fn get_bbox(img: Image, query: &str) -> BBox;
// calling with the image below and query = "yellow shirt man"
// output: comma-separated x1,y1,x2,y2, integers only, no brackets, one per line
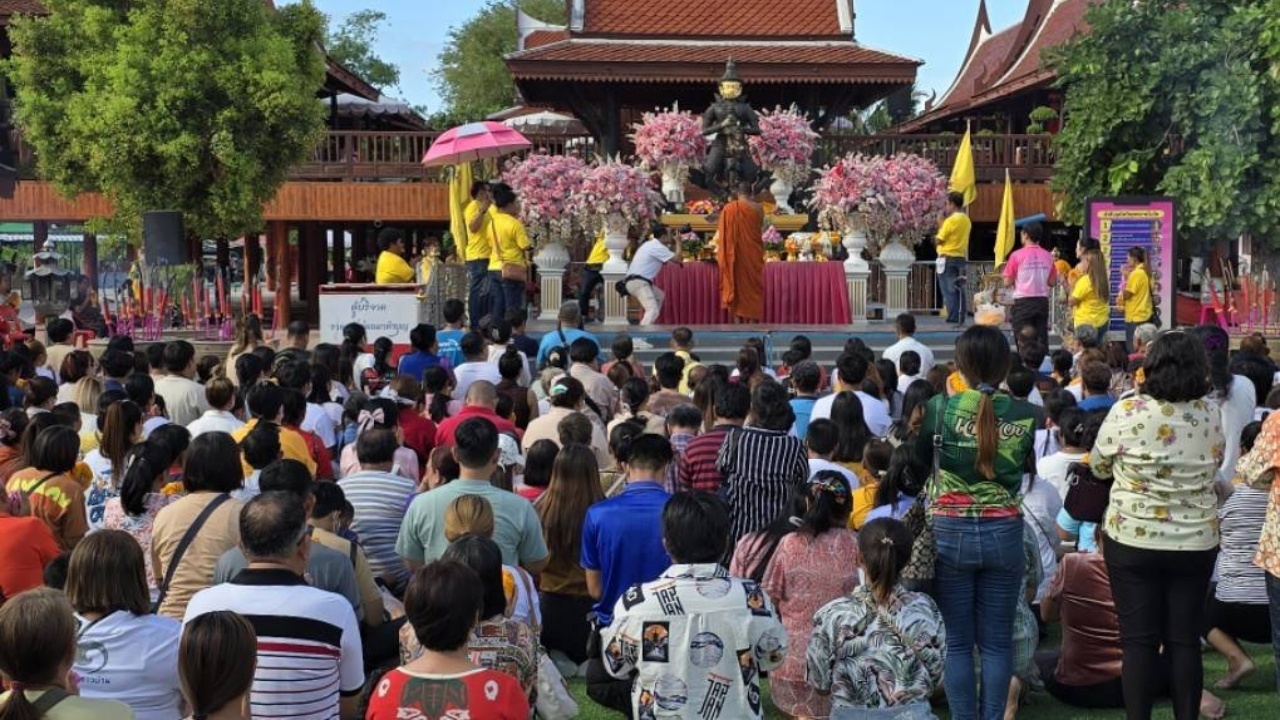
488,211,531,272
1123,264,1153,322
375,251,415,284
586,235,609,266
463,200,496,263
232,419,318,477
936,211,972,258
1072,274,1112,328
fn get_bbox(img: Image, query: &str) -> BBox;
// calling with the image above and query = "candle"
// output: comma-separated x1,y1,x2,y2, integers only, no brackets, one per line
216,271,227,320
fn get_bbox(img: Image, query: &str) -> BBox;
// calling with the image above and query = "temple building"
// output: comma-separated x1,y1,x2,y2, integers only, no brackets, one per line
505,0,921,154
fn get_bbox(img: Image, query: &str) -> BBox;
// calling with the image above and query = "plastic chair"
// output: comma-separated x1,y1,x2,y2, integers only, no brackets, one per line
1199,279,1231,331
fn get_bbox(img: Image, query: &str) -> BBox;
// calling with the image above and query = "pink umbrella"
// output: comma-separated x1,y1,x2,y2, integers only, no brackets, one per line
421,121,532,168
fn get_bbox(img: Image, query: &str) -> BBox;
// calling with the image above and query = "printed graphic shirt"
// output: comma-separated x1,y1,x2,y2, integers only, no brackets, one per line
365,666,529,720
915,392,1038,519
1240,411,1280,575
601,563,788,720
806,585,945,710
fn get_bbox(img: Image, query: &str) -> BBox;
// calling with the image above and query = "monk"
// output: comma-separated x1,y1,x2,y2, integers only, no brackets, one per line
716,183,765,323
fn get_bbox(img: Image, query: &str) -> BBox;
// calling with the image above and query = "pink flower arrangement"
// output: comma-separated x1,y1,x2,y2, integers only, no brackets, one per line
631,107,706,171
810,152,948,249
750,108,818,183
576,159,664,233
501,153,588,242
686,199,718,215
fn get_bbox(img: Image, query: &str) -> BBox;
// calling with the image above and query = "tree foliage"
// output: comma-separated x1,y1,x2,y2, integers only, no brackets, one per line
4,0,328,240
433,0,565,123
326,9,400,91
1049,0,1280,249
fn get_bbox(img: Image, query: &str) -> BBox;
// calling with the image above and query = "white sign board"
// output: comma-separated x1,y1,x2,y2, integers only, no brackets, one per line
318,290,424,346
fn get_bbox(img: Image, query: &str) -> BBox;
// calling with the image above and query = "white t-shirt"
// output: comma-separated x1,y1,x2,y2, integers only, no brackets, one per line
1213,375,1257,484
154,374,210,427
1036,449,1085,498
452,361,503,401
810,389,892,437
1020,476,1062,604
897,374,921,396
303,402,339,449
487,345,532,388
882,336,935,373
141,416,169,439
627,238,674,280
808,458,860,489
186,409,245,438
505,564,543,627
75,611,183,720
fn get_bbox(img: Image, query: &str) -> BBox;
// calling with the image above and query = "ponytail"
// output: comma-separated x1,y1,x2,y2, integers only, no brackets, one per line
101,400,143,482
800,471,851,536
0,684,43,720
974,389,998,480
858,518,913,606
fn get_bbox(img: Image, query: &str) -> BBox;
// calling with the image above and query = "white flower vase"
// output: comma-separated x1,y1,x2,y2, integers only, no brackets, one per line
842,215,870,273
602,212,631,275
534,238,570,318
659,163,686,206
768,168,794,214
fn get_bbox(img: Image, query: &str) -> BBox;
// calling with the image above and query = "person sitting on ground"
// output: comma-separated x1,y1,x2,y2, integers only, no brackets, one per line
602,492,787,720
178,610,257,720
789,360,822,439
667,326,702,394
645,352,688,419
434,380,520,446
522,375,610,468
568,337,616,423
338,427,418,589
720,381,808,547
495,346,539,431
602,334,645,380
6,425,87,551
608,377,666,438
451,331,501,401
812,352,892,437
514,438,557,501
678,381,749,494
807,518,945,717
236,421,281,501
1077,360,1115,412
0,443,61,600
309,481,386,635
186,377,244,438
883,313,936,374
184,492,366,720
805,418,860,489
367,560,530,720
281,387,334,481
662,404,702,494
68,530,183,718
397,323,450,383
536,302,602,369
101,428,188,598
231,382,317,477
339,396,420,482
851,438,893,530
1052,410,1108,554
0,588,134,719
866,443,928,523
275,320,312,367
1034,387,1077,463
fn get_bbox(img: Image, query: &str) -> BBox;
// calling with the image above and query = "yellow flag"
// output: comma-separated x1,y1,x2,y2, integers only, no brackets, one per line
995,169,1016,267
949,128,978,207
449,163,473,261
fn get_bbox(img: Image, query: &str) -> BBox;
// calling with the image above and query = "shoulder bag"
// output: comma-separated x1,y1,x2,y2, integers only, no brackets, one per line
901,399,945,586
12,471,60,517
1062,461,1112,524
152,493,232,613
501,262,528,284
514,568,579,720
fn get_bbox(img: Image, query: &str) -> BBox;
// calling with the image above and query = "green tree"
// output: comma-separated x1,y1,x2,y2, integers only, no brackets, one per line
4,0,327,240
433,0,565,122
1049,0,1280,249
326,9,400,91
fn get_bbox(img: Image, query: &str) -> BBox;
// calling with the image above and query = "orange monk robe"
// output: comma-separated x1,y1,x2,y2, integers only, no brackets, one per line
717,198,765,321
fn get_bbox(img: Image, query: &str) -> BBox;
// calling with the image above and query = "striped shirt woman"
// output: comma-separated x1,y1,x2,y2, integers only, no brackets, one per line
717,382,809,546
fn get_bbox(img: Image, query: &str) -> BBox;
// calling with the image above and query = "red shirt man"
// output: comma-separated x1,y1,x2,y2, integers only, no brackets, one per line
434,381,520,446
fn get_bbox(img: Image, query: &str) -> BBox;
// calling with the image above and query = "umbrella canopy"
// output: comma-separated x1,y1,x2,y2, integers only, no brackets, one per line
422,122,531,168
502,110,586,136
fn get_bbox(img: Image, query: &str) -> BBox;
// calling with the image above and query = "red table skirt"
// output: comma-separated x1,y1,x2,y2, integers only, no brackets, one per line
655,261,851,325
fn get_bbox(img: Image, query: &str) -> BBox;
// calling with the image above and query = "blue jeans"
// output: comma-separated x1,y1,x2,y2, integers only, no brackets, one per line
466,260,491,328
939,257,967,323
1269,572,1280,694
487,270,506,325
933,515,1025,720
500,278,525,319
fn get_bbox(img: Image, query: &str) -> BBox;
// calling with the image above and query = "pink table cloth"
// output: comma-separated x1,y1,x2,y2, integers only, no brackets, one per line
654,261,851,325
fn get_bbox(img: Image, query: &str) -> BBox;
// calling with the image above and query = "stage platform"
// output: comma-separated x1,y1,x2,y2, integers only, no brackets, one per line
526,317,977,368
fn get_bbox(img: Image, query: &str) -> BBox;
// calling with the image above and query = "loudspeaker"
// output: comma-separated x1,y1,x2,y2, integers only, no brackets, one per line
142,211,189,266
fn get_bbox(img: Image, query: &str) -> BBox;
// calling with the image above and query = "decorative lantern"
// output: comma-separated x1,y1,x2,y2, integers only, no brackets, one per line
25,241,74,322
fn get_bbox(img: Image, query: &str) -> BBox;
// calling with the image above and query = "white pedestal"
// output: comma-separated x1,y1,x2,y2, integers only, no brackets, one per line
847,267,870,324
602,269,629,326
602,212,630,275
879,240,916,317
534,241,569,319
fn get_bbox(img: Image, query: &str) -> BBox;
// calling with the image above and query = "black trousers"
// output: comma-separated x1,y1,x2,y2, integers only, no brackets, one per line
1011,296,1050,349
1103,536,1216,720
1035,649,1170,710
540,591,595,664
578,266,604,320
585,627,634,718
1204,594,1274,644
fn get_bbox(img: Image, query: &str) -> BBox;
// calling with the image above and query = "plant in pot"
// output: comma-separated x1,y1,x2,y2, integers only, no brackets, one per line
749,107,818,214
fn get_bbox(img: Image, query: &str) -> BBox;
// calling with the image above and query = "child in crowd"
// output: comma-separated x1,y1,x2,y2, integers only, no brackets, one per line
851,438,893,530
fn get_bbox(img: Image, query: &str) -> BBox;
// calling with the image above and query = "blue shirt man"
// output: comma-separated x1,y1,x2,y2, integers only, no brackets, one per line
581,481,671,626
435,329,464,368
397,349,447,383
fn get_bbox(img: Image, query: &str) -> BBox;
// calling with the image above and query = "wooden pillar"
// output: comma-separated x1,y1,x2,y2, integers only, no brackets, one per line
268,221,290,330
330,225,346,284
306,223,323,326
351,224,367,281
81,233,98,286
245,232,262,286
602,86,621,157
297,224,313,303
33,220,48,253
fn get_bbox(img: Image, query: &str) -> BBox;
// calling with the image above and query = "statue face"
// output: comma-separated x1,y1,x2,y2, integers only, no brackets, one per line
719,81,742,100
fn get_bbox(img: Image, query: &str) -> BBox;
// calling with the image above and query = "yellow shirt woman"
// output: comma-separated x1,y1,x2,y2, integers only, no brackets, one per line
375,251,415,284
488,211,531,271
1123,264,1153,322
1071,274,1111,328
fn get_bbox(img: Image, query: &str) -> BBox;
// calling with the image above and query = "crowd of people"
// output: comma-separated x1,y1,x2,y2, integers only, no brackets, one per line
1,294,1279,720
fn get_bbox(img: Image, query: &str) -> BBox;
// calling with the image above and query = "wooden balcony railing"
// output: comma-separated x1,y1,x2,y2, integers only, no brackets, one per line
7,127,1052,184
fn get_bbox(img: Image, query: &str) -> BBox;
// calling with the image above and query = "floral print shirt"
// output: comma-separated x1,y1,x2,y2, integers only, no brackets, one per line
1236,411,1280,576
806,585,946,709
102,493,182,594
1094,394,1224,552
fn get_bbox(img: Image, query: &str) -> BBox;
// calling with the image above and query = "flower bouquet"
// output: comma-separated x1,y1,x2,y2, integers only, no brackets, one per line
880,153,949,244
632,106,706,204
502,153,588,244
576,158,663,237
751,107,818,213
680,230,706,259
686,199,718,216
762,225,785,260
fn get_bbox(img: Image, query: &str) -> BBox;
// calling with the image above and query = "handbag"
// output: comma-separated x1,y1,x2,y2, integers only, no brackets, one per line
901,402,944,585
515,567,578,720
152,493,232,613
501,262,528,283
1062,461,1112,524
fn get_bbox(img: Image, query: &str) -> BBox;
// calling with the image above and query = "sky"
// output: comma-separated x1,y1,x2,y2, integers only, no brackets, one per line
307,0,1030,113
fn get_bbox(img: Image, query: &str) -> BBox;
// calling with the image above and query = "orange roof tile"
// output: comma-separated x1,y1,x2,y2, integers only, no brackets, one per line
524,29,569,50
0,0,46,17
508,39,918,83
583,0,848,39
990,0,1092,90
